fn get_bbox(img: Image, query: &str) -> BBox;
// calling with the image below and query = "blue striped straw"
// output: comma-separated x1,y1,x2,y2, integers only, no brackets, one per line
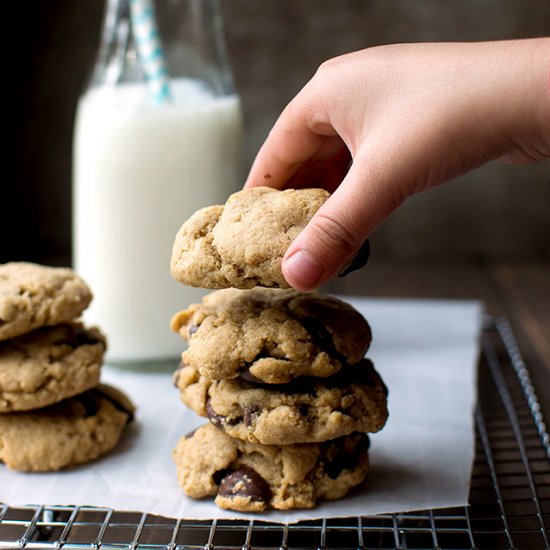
129,0,172,104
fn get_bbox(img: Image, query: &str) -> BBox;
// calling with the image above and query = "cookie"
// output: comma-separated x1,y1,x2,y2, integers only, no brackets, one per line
0,322,106,412
174,359,388,445
170,187,329,289
0,262,93,341
0,383,134,471
171,288,372,384
173,423,370,512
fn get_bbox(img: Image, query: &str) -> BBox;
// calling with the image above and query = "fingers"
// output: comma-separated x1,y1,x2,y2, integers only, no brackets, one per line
283,145,351,192
282,149,404,291
244,96,341,190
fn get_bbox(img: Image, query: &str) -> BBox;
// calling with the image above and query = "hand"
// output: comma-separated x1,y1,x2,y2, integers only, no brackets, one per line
245,39,550,290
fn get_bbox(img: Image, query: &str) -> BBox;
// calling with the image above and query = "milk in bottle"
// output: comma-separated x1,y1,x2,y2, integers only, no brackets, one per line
72,0,243,368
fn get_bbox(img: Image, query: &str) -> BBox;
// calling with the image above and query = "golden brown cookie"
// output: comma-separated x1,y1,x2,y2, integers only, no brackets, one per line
173,423,370,512
0,383,135,471
0,323,106,412
0,262,93,341
174,359,388,445
171,288,372,384
170,187,329,289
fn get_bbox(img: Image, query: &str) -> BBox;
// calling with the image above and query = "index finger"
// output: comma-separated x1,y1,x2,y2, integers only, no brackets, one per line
244,101,335,190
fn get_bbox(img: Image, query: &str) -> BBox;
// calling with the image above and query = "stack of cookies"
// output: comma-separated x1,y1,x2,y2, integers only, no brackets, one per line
0,262,134,472
169,187,389,512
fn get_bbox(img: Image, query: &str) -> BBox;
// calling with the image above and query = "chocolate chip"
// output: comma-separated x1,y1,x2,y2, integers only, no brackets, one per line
75,393,101,417
212,468,230,485
331,359,376,387
298,403,309,417
185,427,198,439
264,377,316,395
243,406,260,427
299,317,347,365
218,468,271,504
338,239,370,277
239,367,263,384
206,399,241,428
91,386,134,420
73,327,100,346
323,433,370,479
359,362,388,396
55,325,99,348
173,361,186,387
173,372,180,387
238,370,306,393
206,399,225,428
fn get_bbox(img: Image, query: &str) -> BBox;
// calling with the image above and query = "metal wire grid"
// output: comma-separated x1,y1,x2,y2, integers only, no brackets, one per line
0,317,549,550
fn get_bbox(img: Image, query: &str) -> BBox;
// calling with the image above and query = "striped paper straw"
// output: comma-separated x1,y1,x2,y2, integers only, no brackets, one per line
130,0,172,104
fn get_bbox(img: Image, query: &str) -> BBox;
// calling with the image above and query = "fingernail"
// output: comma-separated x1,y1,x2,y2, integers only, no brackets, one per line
283,250,324,290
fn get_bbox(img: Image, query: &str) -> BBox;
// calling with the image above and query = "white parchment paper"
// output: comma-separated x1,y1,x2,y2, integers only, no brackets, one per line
1,298,483,524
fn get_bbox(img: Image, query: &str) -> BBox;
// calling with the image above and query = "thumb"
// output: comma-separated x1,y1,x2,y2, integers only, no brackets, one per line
282,159,400,290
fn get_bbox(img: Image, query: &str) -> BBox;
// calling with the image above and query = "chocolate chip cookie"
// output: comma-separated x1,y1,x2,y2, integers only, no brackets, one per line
0,383,134,471
0,262,93,341
174,359,388,445
170,187,329,289
171,288,372,384
0,322,106,412
173,423,370,512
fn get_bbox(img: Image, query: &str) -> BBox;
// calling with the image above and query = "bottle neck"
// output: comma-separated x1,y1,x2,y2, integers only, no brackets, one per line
89,0,236,97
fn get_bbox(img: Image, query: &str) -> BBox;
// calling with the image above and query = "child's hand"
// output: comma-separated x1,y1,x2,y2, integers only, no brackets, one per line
245,39,550,290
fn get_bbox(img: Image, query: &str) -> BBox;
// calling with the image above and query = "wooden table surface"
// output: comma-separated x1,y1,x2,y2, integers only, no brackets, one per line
329,259,550,417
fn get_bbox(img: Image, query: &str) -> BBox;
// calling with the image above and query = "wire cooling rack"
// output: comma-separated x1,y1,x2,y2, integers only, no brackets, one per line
0,317,549,550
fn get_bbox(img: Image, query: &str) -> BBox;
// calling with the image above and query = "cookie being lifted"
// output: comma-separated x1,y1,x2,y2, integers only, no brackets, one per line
171,288,372,384
170,187,329,289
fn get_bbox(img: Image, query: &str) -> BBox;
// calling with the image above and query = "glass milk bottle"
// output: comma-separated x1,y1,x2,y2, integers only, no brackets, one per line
73,0,243,369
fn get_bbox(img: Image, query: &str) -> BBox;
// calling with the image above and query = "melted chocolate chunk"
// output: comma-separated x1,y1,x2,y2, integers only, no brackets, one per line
280,377,318,396
212,468,230,485
55,324,100,348
50,324,99,348
237,360,377,399
246,375,318,395
338,239,371,277
185,427,198,439
90,386,134,420
243,406,260,427
299,317,347,365
323,433,369,479
75,393,101,417
206,399,241,428
206,399,225,428
218,467,272,504
332,359,375,387
238,367,263,384
73,327,101,346
173,361,186,387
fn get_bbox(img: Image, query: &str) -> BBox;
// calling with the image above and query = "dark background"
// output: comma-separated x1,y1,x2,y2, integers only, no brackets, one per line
4,1,550,277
